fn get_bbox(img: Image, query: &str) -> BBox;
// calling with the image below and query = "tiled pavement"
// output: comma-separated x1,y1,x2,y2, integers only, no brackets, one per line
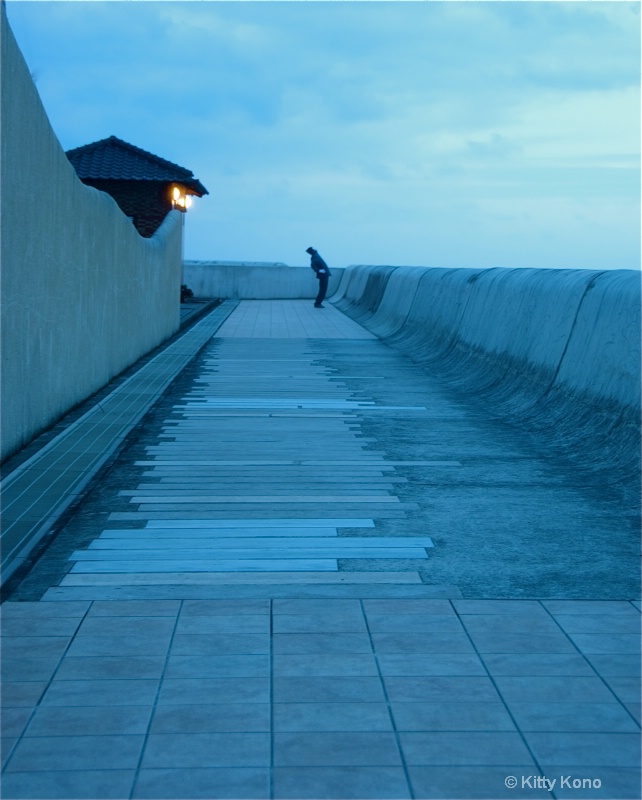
1,300,640,799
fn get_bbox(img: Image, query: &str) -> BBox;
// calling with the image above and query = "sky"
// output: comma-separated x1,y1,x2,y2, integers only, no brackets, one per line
5,0,641,270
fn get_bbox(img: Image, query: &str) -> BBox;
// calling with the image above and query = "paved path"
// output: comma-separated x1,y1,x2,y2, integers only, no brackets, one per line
1,300,640,799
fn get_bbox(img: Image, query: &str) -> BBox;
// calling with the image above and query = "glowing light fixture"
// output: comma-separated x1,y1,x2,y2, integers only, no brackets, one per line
170,184,194,212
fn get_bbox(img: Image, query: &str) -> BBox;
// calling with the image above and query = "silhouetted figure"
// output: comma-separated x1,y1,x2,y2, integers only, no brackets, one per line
307,247,331,308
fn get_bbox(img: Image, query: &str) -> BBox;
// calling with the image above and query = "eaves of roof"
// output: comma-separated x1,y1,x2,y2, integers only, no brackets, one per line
66,135,208,196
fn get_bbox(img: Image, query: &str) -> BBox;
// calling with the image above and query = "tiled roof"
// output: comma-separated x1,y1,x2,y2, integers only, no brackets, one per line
66,135,208,195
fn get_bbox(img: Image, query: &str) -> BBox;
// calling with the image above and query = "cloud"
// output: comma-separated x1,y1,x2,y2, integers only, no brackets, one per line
5,0,640,270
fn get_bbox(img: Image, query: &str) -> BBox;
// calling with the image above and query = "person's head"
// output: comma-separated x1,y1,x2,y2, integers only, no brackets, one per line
306,247,315,255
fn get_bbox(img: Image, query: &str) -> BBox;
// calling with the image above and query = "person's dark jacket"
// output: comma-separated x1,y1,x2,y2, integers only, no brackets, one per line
310,250,331,278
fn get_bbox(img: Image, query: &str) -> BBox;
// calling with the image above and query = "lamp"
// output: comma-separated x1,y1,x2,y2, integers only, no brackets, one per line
170,184,193,212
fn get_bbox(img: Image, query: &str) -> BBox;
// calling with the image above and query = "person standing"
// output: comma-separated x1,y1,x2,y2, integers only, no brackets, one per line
306,247,331,308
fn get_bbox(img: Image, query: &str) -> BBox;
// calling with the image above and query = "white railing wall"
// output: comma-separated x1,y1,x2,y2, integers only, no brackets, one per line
183,261,345,300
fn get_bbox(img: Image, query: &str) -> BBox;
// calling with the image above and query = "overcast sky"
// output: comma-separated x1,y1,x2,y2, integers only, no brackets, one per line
6,1,641,269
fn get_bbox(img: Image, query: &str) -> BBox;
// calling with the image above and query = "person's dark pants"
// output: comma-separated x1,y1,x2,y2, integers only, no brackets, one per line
315,274,329,306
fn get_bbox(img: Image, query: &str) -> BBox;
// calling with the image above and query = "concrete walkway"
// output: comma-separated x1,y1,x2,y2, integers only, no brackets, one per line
1,300,640,799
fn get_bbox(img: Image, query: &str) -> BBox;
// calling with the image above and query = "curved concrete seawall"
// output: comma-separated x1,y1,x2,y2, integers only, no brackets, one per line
183,261,345,299
333,265,640,495
1,7,182,461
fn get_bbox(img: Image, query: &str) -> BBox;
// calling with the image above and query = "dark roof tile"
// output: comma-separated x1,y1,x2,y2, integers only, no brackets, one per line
66,135,208,195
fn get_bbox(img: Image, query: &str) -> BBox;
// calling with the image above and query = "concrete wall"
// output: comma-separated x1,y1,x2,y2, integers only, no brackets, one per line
1,6,183,461
183,261,345,299
333,265,641,493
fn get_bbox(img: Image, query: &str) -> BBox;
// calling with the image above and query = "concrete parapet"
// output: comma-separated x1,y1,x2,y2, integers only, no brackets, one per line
1,7,182,461
559,270,641,408
334,264,641,494
332,265,396,327
183,261,345,299
365,267,428,339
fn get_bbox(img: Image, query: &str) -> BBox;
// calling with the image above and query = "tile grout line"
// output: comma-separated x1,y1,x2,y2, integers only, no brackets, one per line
269,598,275,800
453,599,551,784
0,600,95,776
538,601,642,731
128,599,184,800
360,599,415,800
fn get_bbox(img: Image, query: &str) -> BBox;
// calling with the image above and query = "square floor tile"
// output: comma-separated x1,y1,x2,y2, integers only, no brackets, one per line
1,657,63,683
391,702,516,731
542,601,640,616
5,735,144,772
384,676,500,703
274,731,402,767
377,653,486,676
460,614,561,636
1,708,33,739
452,600,547,616
1,637,71,660
462,631,576,654
272,599,362,615
158,677,269,704
65,633,171,657
604,676,641,704
365,614,464,633
565,633,641,655
54,655,165,680
141,733,270,768
274,702,392,731
175,614,269,634
170,634,269,655
371,632,475,654
509,702,639,733
2,738,17,770
273,676,385,703
150,703,270,733
181,600,270,615
399,731,535,766
526,731,641,768
273,766,411,799
0,770,135,799
1,617,82,637
25,706,151,737
272,653,378,677
625,703,641,724
273,633,372,654
273,614,367,634
76,616,175,638
87,600,180,617
133,767,269,799
362,600,454,615
0,602,90,619
586,654,641,677
40,679,159,707
482,653,596,677
164,654,269,679
553,614,642,634
2,683,48,708
493,676,619,704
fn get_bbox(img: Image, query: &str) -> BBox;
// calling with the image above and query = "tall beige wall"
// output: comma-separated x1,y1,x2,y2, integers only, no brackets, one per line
1,6,182,461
